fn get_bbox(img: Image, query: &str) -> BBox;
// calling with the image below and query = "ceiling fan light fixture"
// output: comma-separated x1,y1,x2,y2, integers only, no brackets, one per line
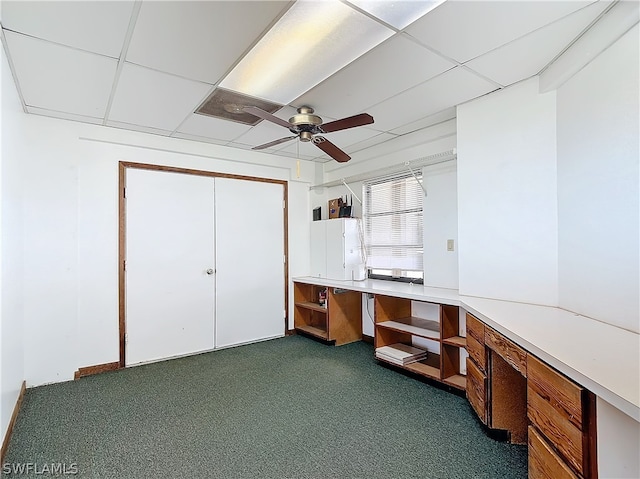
289,106,322,127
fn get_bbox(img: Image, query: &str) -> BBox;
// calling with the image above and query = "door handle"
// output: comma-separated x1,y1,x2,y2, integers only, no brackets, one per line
206,268,214,275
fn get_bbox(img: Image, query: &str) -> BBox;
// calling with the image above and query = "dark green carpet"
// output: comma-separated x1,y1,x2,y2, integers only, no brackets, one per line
4,336,526,478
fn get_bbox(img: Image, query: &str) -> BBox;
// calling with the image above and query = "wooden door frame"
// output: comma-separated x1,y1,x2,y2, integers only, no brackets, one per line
118,161,289,368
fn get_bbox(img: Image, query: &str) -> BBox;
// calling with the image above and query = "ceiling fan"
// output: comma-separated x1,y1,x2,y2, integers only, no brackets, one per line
243,106,374,163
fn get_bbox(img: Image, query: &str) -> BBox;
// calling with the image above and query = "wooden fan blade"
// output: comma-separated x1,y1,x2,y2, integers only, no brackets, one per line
320,113,374,133
252,135,297,150
312,136,350,163
242,106,291,129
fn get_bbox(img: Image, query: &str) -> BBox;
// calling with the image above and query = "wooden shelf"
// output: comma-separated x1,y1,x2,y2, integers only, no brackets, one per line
404,354,442,380
443,336,466,347
295,324,328,340
295,301,328,313
377,317,440,339
293,281,362,346
444,374,467,390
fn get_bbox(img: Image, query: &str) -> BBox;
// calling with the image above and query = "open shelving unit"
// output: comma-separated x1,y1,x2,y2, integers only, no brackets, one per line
374,295,467,390
293,281,362,346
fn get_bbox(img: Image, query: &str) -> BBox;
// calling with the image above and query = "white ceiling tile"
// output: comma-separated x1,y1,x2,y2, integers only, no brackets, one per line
105,120,173,137
177,113,251,142
332,131,398,154
271,141,319,161
294,34,456,118
390,107,456,135
126,1,289,83
108,63,212,132
2,1,134,57
368,67,498,131
25,106,104,126
465,1,611,87
5,32,117,118
317,125,383,151
232,105,299,146
406,0,593,63
276,150,325,162
170,132,228,146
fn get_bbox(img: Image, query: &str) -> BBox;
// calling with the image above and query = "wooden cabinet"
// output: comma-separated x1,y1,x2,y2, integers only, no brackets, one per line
374,295,465,389
529,425,579,479
465,313,489,424
527,355,597,479
466,357,488,423
293,282,362,345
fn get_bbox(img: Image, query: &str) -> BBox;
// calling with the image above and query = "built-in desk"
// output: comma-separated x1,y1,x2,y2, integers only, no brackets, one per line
292,276,640,478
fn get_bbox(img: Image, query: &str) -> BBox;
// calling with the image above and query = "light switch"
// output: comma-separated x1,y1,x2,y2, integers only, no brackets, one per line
447,239,454,251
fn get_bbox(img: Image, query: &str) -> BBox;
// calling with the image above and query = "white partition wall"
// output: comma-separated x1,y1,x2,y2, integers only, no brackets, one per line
457,77,559,306
556,25,639,333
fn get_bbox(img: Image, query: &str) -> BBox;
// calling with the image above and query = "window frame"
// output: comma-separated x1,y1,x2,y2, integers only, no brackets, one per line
363,172,424,284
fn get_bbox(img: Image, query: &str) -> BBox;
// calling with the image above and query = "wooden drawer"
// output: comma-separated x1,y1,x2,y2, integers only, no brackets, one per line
485,327,527,377
529,426,579,479
528,386,584,475
466,314,487,371
466,357,488,424
528,355,583,428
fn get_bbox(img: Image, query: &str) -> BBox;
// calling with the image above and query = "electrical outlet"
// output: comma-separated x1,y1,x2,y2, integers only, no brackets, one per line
447,239,455,251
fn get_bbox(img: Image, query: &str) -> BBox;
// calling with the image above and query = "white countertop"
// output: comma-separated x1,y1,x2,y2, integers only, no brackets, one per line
292,276,640,422
292,276,461,305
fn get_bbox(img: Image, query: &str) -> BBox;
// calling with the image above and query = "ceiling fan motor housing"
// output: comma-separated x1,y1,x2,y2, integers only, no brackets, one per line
289,106,323,137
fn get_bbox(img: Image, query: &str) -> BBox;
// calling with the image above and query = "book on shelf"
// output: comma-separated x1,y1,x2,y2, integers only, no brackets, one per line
375,343,427,365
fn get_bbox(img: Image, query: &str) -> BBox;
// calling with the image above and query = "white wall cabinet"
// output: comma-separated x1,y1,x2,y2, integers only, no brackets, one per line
310,218,365,281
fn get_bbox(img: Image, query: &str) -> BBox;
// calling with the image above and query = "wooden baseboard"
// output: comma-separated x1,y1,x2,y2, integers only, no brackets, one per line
285,329,297,336
362,334,374,344
74,361,120,380
1,380,26,464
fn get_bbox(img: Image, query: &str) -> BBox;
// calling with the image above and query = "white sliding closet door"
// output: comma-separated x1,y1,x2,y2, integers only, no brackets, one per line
214,178,285,348
126,169,215,365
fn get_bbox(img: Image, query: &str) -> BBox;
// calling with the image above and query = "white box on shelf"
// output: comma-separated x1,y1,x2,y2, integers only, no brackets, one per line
310,218,366,281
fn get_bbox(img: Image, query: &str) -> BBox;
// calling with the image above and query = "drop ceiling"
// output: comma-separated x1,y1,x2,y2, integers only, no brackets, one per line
1,0,612,163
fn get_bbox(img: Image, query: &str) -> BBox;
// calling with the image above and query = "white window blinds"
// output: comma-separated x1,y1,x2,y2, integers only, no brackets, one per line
363,172,424,273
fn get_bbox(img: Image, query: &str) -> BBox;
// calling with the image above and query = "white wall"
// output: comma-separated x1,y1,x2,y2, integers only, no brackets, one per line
457,77,559,305
2,78,314,386
423,161,458,289
557,25,639,333
1,47,25,446
597,397,640,479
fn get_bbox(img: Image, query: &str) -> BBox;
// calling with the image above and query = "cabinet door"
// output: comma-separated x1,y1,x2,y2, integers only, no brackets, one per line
466,357,488,424
126,169,215,366
310,221,327,278
214,178,285,348
325,219,346,279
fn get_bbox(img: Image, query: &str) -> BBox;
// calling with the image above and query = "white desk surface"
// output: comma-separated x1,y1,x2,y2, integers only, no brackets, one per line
292,276,640,422
292,276,461,305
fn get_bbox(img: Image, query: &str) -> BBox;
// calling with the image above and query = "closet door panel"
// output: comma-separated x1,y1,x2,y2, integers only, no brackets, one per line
214,178,285,348
126,169,215,365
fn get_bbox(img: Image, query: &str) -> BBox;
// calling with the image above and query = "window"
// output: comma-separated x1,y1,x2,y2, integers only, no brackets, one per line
363,172,424,283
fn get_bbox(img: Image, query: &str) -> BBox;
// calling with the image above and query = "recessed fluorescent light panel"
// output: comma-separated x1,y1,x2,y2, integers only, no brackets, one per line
220,0,394,105
348,0,447,30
